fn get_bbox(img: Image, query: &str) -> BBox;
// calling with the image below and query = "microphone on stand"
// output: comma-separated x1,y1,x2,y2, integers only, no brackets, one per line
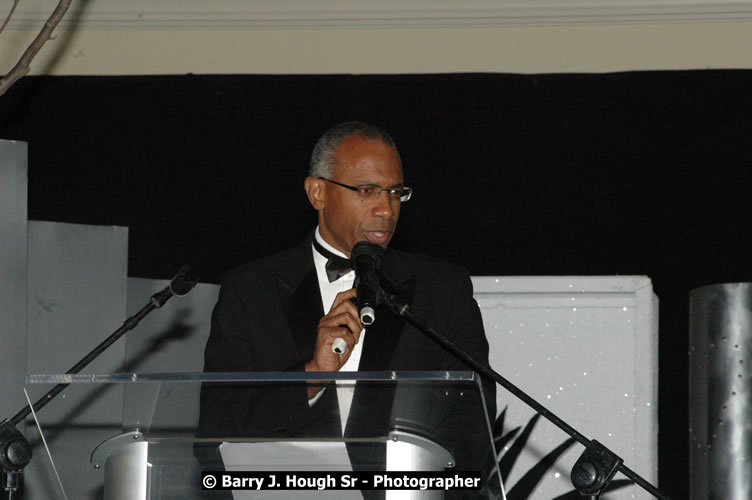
169,265,200,296
151,265,199,308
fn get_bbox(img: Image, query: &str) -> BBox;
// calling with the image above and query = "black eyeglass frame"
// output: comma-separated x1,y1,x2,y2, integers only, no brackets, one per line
317,177,412,202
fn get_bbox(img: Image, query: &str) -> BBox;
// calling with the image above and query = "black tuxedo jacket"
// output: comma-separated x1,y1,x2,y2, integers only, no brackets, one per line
197,234,495,478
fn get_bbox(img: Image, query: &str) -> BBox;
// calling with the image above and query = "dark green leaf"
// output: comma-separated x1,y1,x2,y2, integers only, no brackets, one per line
493,407,508,442
496,426,521,457
498,413,541,483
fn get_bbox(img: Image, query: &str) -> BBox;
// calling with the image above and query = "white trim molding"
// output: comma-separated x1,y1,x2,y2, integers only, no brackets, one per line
8,0,752,30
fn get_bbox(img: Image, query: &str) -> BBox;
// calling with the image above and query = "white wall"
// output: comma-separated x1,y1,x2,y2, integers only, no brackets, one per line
475,276,658,499
24,221,129,499
0,141,28,419
2,1,752,75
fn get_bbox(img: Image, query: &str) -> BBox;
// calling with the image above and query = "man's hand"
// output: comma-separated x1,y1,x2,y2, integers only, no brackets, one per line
305,288,362,398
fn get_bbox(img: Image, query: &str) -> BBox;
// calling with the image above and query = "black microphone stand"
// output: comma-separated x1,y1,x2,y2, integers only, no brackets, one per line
0,266,198,500
380,291,669,500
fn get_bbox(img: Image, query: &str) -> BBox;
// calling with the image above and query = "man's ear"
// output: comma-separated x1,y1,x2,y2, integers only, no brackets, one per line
304,176,325,210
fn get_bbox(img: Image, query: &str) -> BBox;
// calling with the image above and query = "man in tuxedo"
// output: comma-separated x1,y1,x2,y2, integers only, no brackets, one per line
197,122,495,495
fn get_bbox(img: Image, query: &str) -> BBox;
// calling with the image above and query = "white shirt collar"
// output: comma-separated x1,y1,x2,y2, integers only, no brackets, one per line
314,226,348,259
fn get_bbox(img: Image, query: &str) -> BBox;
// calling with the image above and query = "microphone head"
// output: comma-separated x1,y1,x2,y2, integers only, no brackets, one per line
169,265,200,296
351,241,385,269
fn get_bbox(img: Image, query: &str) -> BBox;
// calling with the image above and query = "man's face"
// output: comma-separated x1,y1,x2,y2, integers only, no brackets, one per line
308,135,403,257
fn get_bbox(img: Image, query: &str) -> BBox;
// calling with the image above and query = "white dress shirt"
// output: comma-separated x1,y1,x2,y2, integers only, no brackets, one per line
311,227,366,432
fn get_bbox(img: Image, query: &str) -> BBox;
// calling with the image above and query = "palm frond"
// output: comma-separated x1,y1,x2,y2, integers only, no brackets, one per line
493,407,522,456
496,426,521,460
498,413,541,482
487,407,634,500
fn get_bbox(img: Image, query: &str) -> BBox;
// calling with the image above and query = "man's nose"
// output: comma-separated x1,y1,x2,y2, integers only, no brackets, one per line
372,190,397,219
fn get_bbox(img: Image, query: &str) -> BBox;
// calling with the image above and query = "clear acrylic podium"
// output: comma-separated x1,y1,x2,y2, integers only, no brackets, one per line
24,371,501,499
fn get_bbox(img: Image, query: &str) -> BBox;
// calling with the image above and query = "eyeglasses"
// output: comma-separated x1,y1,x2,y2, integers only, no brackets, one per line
318,177,413,202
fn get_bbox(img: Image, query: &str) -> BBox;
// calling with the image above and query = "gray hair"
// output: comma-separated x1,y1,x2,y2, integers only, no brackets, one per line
308,121,398,178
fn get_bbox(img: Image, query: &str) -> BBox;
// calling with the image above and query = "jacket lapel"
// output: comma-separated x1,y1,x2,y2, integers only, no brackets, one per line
285,270,323,365
276,235,324,369
357,249,416,371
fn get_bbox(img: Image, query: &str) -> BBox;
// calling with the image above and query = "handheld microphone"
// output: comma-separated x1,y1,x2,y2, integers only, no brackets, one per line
351,241,385,325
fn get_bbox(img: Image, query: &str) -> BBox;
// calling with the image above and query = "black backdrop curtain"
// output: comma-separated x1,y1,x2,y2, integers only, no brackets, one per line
3,70,752,497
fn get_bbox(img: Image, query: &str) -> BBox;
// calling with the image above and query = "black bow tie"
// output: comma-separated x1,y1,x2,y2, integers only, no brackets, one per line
312,238,352,283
